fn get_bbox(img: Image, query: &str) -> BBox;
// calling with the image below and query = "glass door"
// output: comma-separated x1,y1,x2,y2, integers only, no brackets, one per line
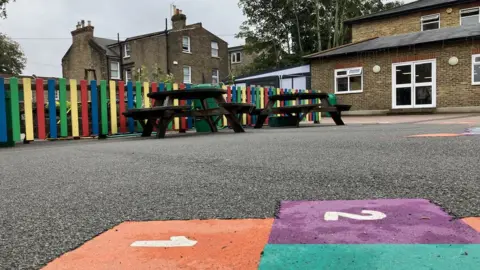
392,60,436,109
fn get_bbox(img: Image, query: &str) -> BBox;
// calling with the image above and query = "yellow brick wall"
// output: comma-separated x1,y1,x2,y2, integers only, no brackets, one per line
352,1,480,42
310,40,480,111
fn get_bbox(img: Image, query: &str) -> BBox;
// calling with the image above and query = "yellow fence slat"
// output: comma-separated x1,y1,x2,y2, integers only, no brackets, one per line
22,78,34,141
173,83,179,129
69,79,80,137
222,85,227,126
241,87,247,125
109,80,118,134
143,82,150,108
260,87,264,109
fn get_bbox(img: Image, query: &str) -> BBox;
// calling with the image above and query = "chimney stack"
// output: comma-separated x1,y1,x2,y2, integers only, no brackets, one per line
171,8,187,30
88,20,91,26
71,19,94,40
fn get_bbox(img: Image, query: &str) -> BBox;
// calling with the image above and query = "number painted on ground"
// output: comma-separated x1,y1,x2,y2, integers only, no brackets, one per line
324,210,386,221
131,236,197,247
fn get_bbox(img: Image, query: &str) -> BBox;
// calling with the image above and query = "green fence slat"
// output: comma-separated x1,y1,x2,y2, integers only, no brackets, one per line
135,81,142,131
100,80,108,135
9,78,21,142
59,78,68,137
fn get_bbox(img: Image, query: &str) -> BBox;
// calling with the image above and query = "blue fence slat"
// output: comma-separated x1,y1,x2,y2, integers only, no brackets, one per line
186,84,193,129
90,80,99,136
232,86,237,103
127,81,135,133
159,83,165,92
0,78,7,142
47,79,57,139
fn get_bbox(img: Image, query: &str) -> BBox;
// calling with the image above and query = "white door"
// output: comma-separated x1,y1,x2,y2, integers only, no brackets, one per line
392,59,436,109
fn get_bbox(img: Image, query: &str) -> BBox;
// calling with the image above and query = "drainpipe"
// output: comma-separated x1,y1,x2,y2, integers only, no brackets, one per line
118,33,124,81
165,18,170,74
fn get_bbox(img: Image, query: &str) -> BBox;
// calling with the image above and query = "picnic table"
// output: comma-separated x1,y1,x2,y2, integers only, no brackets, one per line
252,92,351,128
122,88,255,138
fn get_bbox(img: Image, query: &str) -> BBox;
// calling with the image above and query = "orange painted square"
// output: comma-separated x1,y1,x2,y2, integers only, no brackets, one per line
43,219,274,270
463,217,480,232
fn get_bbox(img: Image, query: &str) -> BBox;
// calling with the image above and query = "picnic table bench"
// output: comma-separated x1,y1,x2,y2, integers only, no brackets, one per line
252,92,351,128
122,88,255,138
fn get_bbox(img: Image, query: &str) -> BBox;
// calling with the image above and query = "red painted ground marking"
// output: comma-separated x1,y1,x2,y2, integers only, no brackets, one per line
43,219,273,270
463,217,480,232
407,133,463,138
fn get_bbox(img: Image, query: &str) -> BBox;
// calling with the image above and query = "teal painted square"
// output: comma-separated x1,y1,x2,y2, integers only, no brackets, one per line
259,244,480,270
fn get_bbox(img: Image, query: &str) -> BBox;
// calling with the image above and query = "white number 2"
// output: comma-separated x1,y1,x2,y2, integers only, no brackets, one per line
324,210,386,221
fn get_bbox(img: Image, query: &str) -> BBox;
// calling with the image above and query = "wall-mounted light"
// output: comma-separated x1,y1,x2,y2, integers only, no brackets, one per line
373,65,381,73
448,56,459,66
173,61,178,65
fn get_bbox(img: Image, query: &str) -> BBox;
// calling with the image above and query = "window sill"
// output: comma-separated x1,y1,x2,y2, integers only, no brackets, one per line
212,56,220,59
231,62,242,64
473,82,480,86
335,90,363,95
123,56,131,59
183,51,192,54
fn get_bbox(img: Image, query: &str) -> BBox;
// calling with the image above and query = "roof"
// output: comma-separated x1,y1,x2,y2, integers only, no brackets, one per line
235,65,310,82
305,25,480,59
124,31,166,42
345,0,474,24
93,37,120,57
228,45,244,52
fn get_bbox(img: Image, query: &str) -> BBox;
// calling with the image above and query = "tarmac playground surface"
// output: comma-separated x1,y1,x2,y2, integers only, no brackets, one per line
1,114,480,269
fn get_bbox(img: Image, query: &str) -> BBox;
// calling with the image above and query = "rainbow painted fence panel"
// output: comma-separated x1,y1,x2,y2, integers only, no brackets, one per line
0,79,324,143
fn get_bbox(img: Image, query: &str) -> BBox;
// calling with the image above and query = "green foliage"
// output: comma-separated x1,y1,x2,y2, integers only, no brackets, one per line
0,0,14,19
237,0,403,74
0,32,26,75
133,63,175,83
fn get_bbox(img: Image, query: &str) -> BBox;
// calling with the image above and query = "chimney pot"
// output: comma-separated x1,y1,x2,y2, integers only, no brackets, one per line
81,20,85,27
88,20,91,26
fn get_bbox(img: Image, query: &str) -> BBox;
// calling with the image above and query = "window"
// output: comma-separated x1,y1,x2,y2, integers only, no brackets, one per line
125,69,132,82
460,7,479,26
231,52,242,63
211,41,219,57
421,14,440,31
182,36,190,53
212,69,219,84
183,66,191,83
334,67,363,93
110,61,120,79
124,43,131,58
473,54,480,85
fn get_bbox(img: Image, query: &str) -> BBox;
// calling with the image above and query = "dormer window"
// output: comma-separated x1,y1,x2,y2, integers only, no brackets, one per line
460,7,480,26
421,14,440,31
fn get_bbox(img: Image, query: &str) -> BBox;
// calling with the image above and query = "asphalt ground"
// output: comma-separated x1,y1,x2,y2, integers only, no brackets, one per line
1,123,479,269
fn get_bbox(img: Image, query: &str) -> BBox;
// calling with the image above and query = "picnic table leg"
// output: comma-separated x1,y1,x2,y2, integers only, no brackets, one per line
156,114,175,139
254,100,274,129
200,98,218,132
296,108,316,127
330,111,345,125
140,119,154,137
224,112,245,133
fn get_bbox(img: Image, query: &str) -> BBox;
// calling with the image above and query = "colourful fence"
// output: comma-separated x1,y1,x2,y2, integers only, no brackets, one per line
0,78,322,143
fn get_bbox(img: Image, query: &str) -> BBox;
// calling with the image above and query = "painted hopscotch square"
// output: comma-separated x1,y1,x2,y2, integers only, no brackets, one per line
269,199,480,244
259,244,480,270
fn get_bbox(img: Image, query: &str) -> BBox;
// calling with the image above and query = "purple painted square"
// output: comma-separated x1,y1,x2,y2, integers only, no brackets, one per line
269,199,480,244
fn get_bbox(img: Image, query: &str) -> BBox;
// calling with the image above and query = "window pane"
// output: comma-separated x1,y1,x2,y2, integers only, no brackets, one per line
461,15,479,26
474,64,480,83
415,86,432,105
348,68,362,75
110,62,119,71
336,77,348,92
212,48,218,57
461,8,479,17
349,76,362,91
183,67,191,82
422,14,439,22
211,42,218,49
396,87,412,106
422,22,439,31
475,56,480,63
415,63,432,83
182,37,190,51
237,52,241,62
336,70,347,76
396,65,411,84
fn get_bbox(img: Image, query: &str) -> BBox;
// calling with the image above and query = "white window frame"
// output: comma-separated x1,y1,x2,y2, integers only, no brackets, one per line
473,54,480,85
182,36,191,53
211,41,219,57
125,69,132,82
124,43,131,58
231,52,242,63
334,67,363,94
460,7,480,26
421,14,440,31
391,59,437,109
212,69,219,84
183,66,192,84
110,61,120,80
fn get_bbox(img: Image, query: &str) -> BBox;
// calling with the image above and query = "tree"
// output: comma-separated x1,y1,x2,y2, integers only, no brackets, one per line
0,33,26,75
237,0,403,75
0,0,14,19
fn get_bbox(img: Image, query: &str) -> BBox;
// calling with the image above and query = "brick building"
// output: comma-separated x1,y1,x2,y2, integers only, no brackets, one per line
62,11,228,85
228,45,258,77
306,0,480,114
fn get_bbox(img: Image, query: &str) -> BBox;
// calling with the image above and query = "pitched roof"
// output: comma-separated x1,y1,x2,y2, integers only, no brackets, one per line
345,0,475,24
93,37,120,57
304,25,480,59
228,45,244,52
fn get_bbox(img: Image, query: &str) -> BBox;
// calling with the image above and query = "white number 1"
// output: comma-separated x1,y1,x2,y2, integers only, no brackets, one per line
324,210,386,221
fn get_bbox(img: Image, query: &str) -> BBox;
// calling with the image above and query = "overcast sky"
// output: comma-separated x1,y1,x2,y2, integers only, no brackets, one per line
1,0,414,77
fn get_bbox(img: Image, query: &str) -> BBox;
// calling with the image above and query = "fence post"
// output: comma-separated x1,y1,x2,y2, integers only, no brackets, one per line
109,80,118,135
100,80,108,136
36,79,46,140
22,78,34,142
59,78,68,137
70,79,80,138
0,78,7,143
47,79,57,139
118,81,127,134
127,81,135,133
90,80,99,136
135,81,142,132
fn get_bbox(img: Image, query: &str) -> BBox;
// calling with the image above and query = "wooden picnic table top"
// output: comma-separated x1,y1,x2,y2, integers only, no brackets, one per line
148,88,227,101
269,92,329,101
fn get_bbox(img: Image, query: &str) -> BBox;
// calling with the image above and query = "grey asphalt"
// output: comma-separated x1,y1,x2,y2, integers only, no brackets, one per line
1,123,479,269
